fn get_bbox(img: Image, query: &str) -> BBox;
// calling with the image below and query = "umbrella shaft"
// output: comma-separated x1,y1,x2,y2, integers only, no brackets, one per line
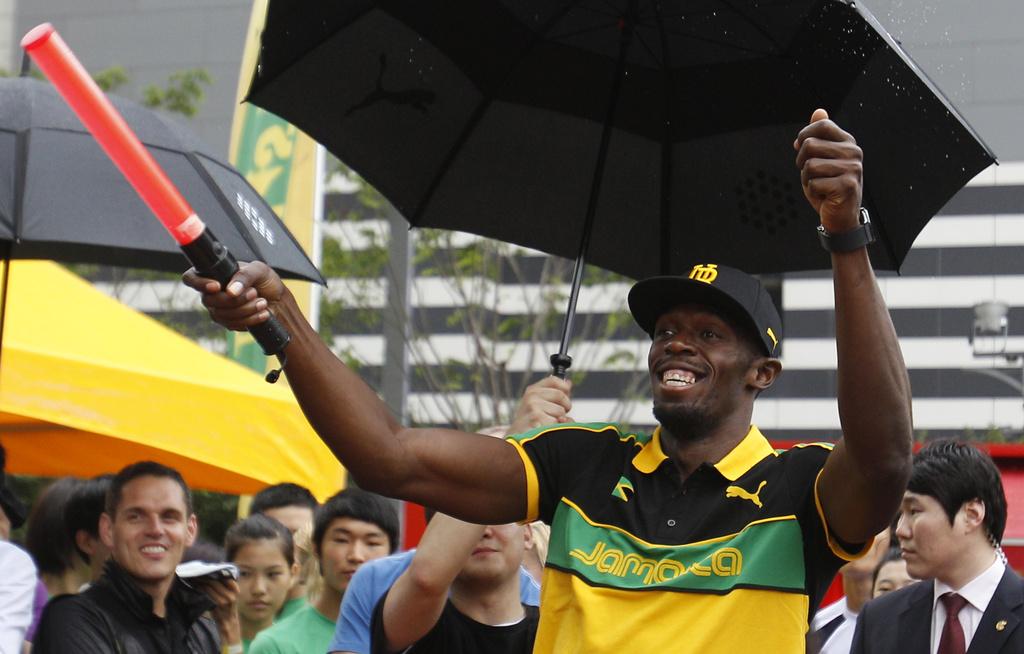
551,4,636,379
557,253,589,356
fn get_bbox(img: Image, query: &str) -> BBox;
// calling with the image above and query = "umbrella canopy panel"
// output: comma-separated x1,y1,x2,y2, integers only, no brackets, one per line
0,260,343,498
250,0,994,277
0,77,324,283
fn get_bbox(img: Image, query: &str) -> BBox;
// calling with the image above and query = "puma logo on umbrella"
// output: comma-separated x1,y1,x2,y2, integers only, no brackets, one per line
346,54,435,117
725,480,767,508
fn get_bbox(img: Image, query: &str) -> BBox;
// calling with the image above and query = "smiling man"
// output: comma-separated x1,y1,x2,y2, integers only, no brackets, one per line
186,109,912,652
33,461,234,653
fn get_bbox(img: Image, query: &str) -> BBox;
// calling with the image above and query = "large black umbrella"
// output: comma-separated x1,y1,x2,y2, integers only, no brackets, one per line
0,76,324,283
247,0,994,374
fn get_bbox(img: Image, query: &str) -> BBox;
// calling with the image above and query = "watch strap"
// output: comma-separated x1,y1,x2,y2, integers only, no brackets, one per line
817,208,876,252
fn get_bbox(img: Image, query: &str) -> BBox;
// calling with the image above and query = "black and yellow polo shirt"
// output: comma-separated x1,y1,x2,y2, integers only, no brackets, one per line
505,422,867,653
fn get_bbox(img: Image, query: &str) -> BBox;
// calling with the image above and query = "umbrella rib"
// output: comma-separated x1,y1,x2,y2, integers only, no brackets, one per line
657,0,785,59
545,21,623,44
631,27,662,67
200,154,324,285
653,1,674,276
12,130,27,248
715,0,786,52
184,151,267,263
568,1,620,19
409,1,588,226
655,25,777,58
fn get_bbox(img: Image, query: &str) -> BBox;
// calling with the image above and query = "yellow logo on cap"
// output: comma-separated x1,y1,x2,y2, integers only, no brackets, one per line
689,264,718,284
766,327,779,351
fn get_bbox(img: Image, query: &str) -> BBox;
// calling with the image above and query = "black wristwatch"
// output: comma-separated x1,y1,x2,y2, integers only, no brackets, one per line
817,207,875,253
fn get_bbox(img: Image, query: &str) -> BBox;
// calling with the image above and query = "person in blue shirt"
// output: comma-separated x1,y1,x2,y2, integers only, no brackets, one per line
327,408,556,654
328,547,540,654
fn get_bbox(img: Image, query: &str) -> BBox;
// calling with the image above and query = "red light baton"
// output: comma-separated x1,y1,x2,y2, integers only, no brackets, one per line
22,23,290,380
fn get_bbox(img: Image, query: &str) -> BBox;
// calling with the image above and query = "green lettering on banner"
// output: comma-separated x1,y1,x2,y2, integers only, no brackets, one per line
547,501,807,593
226,106,298,371
234,107,297,214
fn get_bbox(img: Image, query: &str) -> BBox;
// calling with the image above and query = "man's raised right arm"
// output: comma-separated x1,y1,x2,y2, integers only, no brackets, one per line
185,262,571,524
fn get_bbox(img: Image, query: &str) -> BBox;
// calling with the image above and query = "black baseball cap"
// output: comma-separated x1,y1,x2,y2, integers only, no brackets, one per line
628,263,782,356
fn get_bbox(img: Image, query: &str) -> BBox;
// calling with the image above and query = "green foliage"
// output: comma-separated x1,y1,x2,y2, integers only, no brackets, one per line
193,489,239,546
321,231,387,278
986,427,1008,443
0,68,43,80
317,159,646,429
316,222,387,344
4,64,208,120
92,66,129,92
142,68,212,118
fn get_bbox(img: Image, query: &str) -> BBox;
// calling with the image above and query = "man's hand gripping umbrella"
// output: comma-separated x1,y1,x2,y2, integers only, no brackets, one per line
21,24,290,382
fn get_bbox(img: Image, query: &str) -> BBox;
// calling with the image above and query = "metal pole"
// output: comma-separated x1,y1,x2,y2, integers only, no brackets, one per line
308,145,326,331
379,204,411,541
382,204,412,423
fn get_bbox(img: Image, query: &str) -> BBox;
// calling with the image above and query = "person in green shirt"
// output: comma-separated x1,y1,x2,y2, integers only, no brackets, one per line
250,490,399,654
222,515,300,653
250,483,319,620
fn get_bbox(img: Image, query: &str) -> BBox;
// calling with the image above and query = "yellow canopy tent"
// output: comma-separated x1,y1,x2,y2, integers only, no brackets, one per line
0,260,344,498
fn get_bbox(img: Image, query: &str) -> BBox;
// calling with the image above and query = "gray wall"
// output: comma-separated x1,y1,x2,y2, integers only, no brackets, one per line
0,0,15,73
13,0,252,158
868,0,1024,161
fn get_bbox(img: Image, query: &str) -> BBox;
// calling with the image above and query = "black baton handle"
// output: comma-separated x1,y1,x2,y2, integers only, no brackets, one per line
550,353,572,380
181,228,291,380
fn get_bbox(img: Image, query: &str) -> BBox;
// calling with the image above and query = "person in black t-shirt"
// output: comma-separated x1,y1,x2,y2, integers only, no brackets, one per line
371,509,537,654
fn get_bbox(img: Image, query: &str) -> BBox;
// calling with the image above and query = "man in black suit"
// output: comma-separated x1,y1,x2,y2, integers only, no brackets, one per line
851,441,1023,654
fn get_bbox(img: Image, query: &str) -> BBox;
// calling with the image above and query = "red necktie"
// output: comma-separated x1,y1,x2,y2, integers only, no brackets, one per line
937,592,969,654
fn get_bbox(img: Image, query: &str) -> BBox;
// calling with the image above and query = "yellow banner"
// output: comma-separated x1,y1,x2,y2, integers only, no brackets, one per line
227,0,320,370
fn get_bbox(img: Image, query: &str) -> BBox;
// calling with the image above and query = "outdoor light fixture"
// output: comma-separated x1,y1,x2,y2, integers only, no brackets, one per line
971,301,1013,360
968,301,1024,431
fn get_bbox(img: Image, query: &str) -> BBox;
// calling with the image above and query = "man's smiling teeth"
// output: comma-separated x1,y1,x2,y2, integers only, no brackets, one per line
662,369,696,386
141,545,166,554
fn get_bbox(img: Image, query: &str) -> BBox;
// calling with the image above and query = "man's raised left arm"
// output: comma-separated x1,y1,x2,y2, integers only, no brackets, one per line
795,109,913,545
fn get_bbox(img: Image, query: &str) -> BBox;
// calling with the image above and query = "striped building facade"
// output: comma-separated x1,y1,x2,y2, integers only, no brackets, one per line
95,164,1024,442
314,165,1024,442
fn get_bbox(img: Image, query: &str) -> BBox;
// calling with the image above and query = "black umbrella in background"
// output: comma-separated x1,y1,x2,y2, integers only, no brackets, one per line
0,73,324,374
0,76,324,283
248,0,995,377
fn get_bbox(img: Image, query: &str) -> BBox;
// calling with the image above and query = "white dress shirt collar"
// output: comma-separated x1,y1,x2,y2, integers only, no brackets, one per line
933,555,1005,612
930,555,1005,654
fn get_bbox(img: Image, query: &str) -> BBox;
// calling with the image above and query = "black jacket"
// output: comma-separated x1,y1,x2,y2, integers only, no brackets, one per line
851,567,1024,653
32,560,220,654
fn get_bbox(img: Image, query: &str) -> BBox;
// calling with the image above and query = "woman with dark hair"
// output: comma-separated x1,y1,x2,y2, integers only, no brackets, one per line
24,477,87,598
224,514,299,653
